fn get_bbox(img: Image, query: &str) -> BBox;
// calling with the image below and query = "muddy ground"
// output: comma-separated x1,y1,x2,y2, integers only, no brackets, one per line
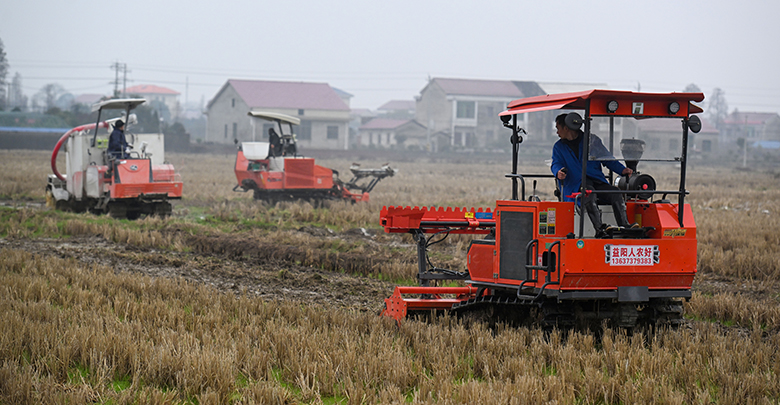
2,208,778,322
0,233,396,313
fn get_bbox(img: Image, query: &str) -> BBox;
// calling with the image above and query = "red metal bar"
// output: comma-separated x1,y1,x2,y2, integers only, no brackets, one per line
381,286,477,321
380,205,495,234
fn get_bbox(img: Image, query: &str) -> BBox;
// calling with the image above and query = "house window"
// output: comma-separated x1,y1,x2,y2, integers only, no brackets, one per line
232,123,237,140
465,132,476,147
232,98,235,108
702,140,712,152
224,124,228,139
298,120,311,140
387,133,391,144
456,101,475,119
327,126,338,140
298,109,305,116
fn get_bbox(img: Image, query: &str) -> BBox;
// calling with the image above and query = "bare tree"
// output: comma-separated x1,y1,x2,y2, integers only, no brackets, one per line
34,83,66,112
707,88,728,129
9,73,27,110
0,37,9,110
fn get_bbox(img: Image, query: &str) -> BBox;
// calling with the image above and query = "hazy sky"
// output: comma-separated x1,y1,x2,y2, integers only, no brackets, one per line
1,0,778,113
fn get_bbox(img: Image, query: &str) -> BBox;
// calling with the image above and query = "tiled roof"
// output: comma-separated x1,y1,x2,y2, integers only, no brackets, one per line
125,84,180,95
332,87,353,98
432,78,524,98
360,118,409,130
229,79,349,111
378,100,415,111
351,108,376,117
724,111,780,125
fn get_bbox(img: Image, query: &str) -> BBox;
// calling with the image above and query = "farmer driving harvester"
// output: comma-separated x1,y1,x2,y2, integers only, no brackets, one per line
107,119,129,159
552,112,637,237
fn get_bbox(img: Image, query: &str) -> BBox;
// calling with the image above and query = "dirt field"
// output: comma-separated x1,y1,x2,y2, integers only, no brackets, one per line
0,229,395,313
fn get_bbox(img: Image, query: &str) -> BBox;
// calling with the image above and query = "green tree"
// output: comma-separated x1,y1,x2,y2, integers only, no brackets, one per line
45,103,96,127
132,104,160,133
164,122,187,137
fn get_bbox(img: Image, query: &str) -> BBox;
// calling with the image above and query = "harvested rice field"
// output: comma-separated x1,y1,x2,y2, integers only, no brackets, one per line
2,149,780,404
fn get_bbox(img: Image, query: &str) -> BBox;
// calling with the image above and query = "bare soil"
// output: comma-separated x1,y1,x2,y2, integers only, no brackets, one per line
0,234,396,313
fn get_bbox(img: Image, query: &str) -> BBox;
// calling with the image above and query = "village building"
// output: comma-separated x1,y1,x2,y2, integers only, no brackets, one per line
633,116,720,160
125,84,181,121
415,78,542,151
376,100,416,120
205,79,350,149
358,118,427,150
720,111,780,144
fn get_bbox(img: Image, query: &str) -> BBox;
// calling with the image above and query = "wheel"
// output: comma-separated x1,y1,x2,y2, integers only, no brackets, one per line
108,203,127,219
153,202,172,217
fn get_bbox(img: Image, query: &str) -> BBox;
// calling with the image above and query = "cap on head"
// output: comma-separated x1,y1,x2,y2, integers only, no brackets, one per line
115,119,125,128
564,112,583,131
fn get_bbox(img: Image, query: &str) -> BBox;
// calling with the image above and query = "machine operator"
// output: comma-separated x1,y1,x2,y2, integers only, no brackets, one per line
108,119,129,159
267,128,282,158
551,112,637,237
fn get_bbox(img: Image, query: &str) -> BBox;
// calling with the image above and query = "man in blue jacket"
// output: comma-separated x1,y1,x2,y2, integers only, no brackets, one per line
551,113,636,236
108,119,128,159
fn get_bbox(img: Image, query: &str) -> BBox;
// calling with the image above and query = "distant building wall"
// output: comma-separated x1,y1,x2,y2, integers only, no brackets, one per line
206,85,250,143
207,83,349,149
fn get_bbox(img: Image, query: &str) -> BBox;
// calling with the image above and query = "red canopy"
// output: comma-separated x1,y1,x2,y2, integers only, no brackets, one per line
500,89,704,117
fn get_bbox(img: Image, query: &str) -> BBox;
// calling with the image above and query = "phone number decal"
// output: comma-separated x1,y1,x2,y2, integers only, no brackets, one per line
604,245,659,266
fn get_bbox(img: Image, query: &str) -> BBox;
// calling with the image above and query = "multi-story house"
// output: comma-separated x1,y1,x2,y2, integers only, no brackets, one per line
205,79,350,149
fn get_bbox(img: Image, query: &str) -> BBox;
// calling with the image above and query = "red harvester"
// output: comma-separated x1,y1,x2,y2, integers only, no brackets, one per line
380,90,704,329
234,111,395,204
47,98,182,219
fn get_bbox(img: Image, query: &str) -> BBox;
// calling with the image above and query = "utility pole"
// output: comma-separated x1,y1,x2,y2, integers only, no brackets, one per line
110,61,122,97
743,115,748,168
122,63,127,97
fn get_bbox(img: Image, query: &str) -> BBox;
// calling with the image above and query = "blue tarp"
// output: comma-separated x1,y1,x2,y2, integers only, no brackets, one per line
752,141,780,150
0,127,69,133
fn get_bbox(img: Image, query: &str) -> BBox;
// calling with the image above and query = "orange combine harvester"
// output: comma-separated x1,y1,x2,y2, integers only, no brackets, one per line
46,99,182,219
380,90,703,329
234,111,395,204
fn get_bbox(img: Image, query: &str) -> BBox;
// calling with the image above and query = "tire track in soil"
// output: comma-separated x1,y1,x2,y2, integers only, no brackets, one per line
0,235,396,313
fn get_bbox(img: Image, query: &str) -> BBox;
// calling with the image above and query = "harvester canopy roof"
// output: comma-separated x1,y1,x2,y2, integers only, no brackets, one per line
248,111,301,126
91,98,146,112
499,89,704,118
